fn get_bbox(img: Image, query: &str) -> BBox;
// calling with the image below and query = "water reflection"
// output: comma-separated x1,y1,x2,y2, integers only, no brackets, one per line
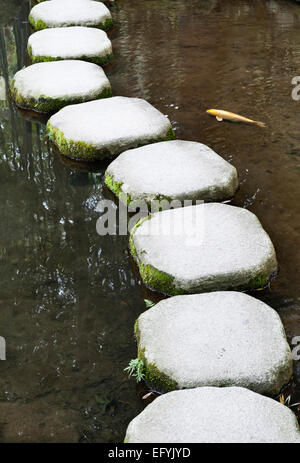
0,1,144,443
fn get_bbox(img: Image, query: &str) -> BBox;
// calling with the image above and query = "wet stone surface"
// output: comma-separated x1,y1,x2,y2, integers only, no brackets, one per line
130,203,278,295
135,292,292,395
29,0,112,31
10,60,112,113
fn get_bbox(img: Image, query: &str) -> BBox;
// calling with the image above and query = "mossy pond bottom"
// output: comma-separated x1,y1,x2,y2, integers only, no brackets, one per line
0,0,300,442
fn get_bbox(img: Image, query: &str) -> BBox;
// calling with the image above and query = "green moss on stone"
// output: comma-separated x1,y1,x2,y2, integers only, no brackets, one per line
104,172,174,210
134,322,177,392
27,44,114,66
160,127,175,142
29,15,113,32
138,261,183,296
102,18,113,31
129,216,276,295
46,123,175,162
104,174,133,204
10,79,112,114
105,174,124,197
248,273,269,291
29,15,48,31
47,123,105,160
134,318,139,337
129,217,184,296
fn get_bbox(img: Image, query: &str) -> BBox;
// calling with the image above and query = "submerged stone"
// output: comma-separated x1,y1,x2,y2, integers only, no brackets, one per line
105,140,238,206
29,0,113,31
129,203,278,294
125,387,300,443
135,291,292,395
27,26,113,65
46,96,174,161
10,60,112,113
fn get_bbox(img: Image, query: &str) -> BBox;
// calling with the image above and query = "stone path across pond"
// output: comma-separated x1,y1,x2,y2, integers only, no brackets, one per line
6,0,298,443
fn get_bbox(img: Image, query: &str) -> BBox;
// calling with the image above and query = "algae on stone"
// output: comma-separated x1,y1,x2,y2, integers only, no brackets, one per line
29,0,113,31
104,140,239,207
46,97,175,161
27,27,113,66
125,387,300,443
129,203,278,295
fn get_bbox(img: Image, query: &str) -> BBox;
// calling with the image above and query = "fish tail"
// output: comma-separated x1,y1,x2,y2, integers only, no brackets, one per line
255,121,266,128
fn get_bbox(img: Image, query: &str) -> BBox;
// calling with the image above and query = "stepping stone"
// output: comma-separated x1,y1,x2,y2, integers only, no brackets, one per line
29,0,113,31
10,60,112,113
27,26,113,65
105,140,239,206
129,203,278,294
46,97,175,161
135,292,292,395
125,387,300,443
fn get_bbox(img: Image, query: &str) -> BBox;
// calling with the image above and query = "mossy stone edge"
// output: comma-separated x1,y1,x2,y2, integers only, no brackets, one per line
29,15,113,32
46,126,175,162
9,79,112,114
134,318,178,393
129,216,184,296
104,172,177,208
129,216,278,295
27,44,114,66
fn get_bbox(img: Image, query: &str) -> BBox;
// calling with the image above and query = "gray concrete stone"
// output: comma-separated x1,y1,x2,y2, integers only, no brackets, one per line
125,387,300,443
10,60,111,113
129,203,278,294
29,0,112,31
27,26,113,65
105,140,238,205
47,96,174,161
135,291,292,395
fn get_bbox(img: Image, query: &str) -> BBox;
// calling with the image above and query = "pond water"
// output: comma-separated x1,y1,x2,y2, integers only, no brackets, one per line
0,0,300,442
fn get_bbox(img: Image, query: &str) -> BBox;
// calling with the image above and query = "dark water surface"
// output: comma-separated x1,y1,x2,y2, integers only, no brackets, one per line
1,0,300,442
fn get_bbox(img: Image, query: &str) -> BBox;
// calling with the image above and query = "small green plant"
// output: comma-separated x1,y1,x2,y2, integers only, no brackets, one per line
279,394,300,409
124,358,145,382
144,299,155,308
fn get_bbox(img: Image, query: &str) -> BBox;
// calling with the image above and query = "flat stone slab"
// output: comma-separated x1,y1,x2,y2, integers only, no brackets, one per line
135,291,292,395
46,96,174,161
27,26,113,65
29,0,113,31
129,203,278,294
105,140,239,205
125,387,300,443
10,60,111,113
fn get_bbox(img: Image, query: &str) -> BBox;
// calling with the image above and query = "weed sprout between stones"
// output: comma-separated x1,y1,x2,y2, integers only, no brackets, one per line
124,299,155,383
144,299,155,309
124,359,145,382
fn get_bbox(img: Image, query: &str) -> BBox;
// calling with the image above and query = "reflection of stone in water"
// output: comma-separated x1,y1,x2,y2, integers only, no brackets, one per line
16,106,49,125
55,145,108,173
0,76,5,100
